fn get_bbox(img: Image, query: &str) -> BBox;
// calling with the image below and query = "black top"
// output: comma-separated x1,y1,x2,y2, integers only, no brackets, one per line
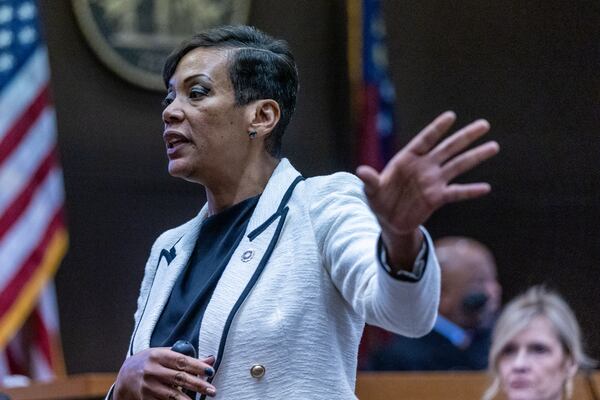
150,195,260,350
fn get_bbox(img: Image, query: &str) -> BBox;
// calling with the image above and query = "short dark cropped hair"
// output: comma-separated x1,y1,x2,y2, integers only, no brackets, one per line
163,25,299,157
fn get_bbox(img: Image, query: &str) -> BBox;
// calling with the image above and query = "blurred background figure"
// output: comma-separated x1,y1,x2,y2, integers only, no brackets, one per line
483,286,594,400
367,236,501,371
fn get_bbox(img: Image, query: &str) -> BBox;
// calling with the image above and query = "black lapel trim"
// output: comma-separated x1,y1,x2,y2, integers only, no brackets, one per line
200,175,304,398
129,237,182,355
159,246,177,265
209,206,289,378
247,175,304,241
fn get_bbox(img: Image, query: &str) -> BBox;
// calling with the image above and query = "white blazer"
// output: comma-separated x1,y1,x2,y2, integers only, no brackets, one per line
113,158,440,399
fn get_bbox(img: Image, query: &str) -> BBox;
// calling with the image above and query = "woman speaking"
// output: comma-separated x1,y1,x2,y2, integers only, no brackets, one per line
110,25,499,399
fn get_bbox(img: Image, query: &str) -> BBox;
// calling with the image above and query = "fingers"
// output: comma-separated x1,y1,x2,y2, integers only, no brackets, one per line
404,111,456,155
356,165,381,197
156,351,217,397
152,385,197,400
163,351,216,377
154,364,217,398
442,140,500,181
169,369,217,397
200,355,216,364
356,111,498,238
116,348,217,400
156,386,193,400
430,119,491,164
443,182,492,203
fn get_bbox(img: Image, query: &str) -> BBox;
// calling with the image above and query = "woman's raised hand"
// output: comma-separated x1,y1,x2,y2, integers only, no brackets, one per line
113,348,216,399
356,111,500,270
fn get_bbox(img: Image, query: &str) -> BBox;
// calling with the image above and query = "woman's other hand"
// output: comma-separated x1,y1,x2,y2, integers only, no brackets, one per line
356,111,500,272
113,348,216,399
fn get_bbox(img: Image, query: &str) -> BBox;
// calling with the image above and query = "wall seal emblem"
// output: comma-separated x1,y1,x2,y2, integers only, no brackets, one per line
72,0,251,91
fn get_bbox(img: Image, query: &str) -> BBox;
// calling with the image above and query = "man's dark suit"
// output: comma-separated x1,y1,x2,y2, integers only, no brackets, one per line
367,328,491,371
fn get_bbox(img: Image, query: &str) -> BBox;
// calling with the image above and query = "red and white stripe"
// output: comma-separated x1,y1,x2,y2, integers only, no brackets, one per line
0,43,68,381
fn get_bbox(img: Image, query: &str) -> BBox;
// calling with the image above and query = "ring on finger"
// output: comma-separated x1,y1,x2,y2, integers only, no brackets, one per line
173,371,186,387
175,356,187,371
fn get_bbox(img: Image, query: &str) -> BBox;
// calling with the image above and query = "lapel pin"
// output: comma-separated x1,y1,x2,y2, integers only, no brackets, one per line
241,249,254,262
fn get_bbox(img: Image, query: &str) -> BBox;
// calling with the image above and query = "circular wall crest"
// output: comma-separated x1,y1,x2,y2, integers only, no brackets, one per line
72,0,252,91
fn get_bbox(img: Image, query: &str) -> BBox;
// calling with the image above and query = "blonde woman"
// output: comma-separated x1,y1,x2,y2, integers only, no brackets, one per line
483,286,593,400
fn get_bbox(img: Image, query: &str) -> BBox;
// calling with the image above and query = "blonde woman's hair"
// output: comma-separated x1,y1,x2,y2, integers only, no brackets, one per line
482,286,594,400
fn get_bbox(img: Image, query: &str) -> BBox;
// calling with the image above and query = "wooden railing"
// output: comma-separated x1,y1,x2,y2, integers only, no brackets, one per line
1,371,599,399
1,373,114,400
355,371,600,399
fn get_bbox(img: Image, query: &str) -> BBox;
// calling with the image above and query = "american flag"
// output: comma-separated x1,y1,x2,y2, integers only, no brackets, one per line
356,0,396,170
348,0,397,368
0,0,67,380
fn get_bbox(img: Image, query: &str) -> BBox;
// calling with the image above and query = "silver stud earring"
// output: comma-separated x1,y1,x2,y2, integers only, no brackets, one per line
248,131,257,139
